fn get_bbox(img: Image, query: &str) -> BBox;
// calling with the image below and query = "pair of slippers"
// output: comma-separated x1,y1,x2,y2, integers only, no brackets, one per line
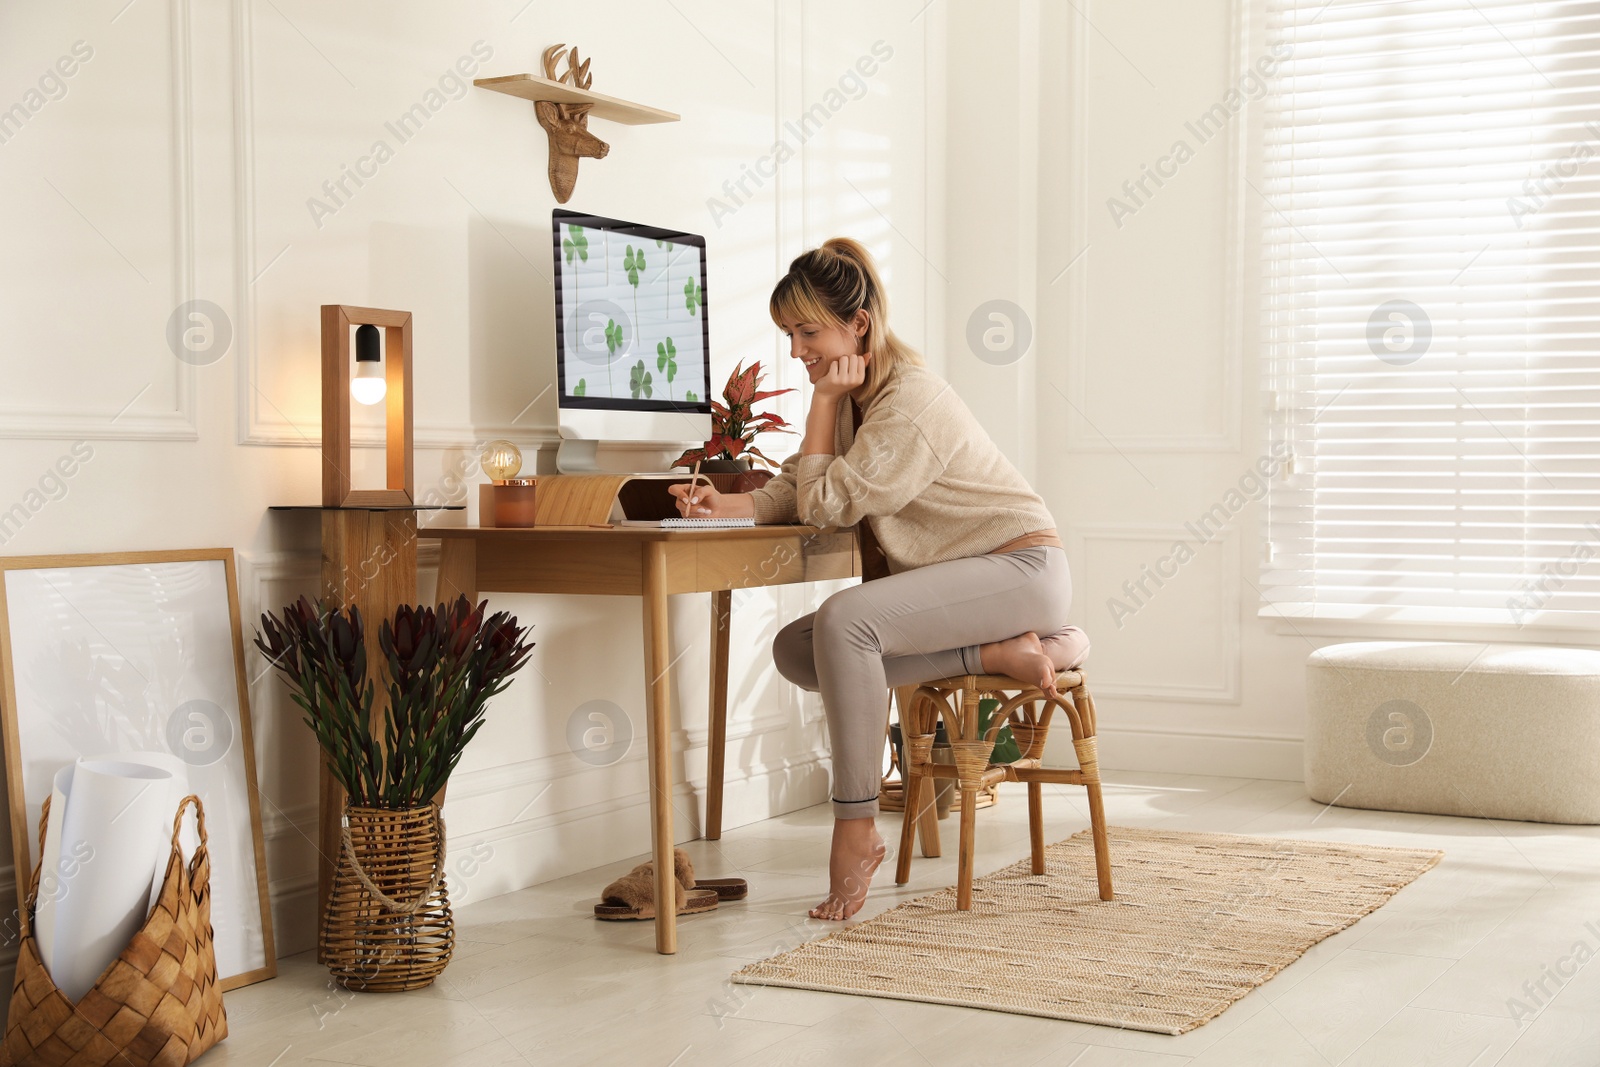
594,848,748,920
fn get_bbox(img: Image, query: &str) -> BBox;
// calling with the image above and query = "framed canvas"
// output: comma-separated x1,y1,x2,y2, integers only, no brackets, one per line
0,548,276,989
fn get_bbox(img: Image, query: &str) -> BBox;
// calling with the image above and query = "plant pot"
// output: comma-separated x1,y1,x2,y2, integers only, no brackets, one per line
699,458,750,474
322,804,454,992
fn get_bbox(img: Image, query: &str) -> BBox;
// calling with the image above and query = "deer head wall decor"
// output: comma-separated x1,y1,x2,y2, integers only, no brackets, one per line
537,44,609,203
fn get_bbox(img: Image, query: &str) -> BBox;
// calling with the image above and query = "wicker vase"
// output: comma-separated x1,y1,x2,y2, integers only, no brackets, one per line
321,805,454,992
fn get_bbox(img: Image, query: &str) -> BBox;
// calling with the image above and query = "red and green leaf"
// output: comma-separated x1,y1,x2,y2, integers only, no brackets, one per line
685,358,800,462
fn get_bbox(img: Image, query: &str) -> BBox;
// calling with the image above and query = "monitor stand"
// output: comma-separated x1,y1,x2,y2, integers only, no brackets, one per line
556,437,693,475
555,438,603,473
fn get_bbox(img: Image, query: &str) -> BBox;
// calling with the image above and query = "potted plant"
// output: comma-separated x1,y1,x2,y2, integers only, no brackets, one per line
671,359,797,485
255,594,534,991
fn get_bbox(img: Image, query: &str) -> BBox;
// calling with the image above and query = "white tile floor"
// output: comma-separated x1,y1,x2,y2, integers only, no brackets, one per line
201,772,1599,1066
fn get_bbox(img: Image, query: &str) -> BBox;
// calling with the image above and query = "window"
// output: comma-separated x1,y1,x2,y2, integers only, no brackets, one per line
1260,0,1600,626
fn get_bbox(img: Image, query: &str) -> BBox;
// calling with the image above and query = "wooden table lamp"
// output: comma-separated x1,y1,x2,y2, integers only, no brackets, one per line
321,304,413,507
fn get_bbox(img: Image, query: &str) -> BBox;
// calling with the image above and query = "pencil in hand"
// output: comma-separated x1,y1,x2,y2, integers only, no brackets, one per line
687,459,705,515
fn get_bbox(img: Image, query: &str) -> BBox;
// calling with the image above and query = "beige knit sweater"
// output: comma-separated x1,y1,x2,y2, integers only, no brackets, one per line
748,361,1058,574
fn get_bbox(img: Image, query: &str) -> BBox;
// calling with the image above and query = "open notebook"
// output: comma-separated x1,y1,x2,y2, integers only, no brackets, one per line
619,517,756,529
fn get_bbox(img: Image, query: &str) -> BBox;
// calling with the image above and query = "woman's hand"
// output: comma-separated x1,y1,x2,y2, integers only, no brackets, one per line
801,352,868,456
814,352,870,401
667,481,756,518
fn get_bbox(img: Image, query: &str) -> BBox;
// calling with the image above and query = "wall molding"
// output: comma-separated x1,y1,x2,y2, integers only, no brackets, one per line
237,547,323,951
472,758,825,900
1058,0,1241,455
1067,521,1242,703
258,800,317,843
445,725,812,807
237,549,319,624
232,0,289,449
0,0,198,442
1089,724,1302,782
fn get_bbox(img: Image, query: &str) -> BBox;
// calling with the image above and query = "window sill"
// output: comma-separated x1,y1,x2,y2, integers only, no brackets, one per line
1261,609,1600,648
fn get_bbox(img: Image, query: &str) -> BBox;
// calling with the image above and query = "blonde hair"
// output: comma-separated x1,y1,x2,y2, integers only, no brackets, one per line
769,237,924,406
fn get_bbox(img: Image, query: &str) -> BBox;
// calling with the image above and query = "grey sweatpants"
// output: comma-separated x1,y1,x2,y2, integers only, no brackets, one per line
772,545,1083,819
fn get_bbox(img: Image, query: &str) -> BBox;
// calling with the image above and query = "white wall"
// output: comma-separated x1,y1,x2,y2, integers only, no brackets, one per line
0,0,939,957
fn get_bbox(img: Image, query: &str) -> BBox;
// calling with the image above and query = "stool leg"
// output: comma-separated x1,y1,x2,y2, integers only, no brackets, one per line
1086,778,1114,901
895,685,943,867
1028,781,1045,875
895,763,920,885
916,776,942,858
1071,710,1115,902
952,684,991,912
956,778,977,910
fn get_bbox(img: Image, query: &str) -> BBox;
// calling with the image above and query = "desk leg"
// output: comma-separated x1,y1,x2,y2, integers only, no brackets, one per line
706,589,732,840
641,541,677,954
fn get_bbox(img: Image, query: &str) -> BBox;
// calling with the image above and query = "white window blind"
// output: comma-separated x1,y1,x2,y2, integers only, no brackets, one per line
1261,0,1600,626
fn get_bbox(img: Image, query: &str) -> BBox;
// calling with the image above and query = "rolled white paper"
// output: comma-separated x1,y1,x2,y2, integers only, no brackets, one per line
33,764,76,980
42,759,173,1002
85,750,191,914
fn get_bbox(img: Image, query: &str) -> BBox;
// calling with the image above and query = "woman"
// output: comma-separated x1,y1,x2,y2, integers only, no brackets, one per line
667,238,1088,921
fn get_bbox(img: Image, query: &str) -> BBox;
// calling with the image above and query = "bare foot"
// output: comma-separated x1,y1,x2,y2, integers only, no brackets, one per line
1038,625,1089,676
809,818,887,921
979,631,1061,698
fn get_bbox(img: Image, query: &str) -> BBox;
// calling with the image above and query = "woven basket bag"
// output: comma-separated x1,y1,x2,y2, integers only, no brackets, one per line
1,794,227,1067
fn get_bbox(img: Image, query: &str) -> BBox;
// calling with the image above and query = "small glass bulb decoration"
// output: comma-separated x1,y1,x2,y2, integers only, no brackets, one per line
481,440,523,484
350,324,386,405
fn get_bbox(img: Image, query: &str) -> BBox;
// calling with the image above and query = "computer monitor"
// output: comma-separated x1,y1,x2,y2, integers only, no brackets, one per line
550,208,713,472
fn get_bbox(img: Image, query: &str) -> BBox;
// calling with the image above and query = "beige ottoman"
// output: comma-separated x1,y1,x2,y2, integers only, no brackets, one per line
1305,641,1600,824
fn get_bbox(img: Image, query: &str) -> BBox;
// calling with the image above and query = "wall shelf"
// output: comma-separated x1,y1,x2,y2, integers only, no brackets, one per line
473,75,679,125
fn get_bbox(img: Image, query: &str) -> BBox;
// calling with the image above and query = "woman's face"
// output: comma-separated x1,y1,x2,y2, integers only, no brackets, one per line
778,310,870,387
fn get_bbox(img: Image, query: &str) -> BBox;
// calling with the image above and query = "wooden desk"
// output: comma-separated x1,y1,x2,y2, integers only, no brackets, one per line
418,523,859,954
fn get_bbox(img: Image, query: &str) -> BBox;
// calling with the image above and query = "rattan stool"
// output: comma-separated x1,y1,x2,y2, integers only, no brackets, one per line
892,669,1114,909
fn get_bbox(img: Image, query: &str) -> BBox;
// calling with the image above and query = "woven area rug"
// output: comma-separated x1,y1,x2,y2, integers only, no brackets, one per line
732,825,1442,1034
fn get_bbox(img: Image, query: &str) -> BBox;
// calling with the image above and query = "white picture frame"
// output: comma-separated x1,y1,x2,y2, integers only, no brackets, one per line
0,548,276,990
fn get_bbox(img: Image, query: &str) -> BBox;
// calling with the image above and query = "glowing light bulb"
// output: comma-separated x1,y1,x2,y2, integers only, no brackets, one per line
351,361,386,405
351,324,386,405
481,440,522,482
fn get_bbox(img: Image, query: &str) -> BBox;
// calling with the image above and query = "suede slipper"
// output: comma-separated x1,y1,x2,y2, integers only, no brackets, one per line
594,860,720,921
672,848,748,902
